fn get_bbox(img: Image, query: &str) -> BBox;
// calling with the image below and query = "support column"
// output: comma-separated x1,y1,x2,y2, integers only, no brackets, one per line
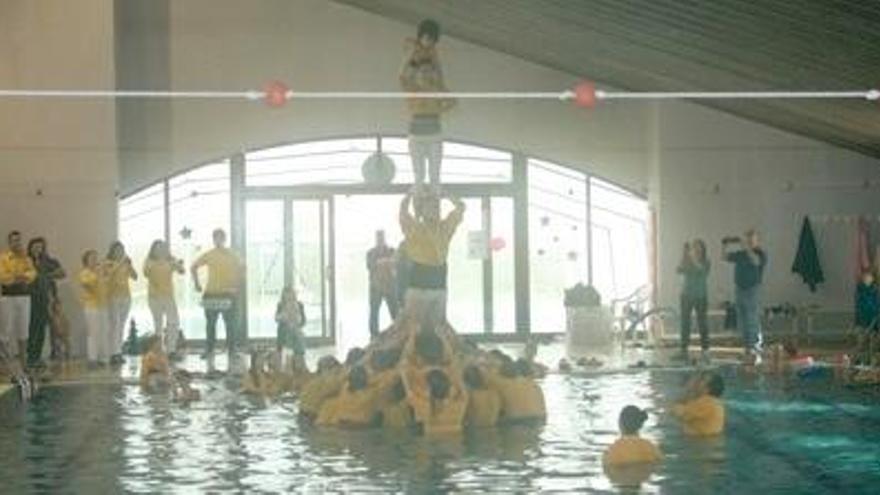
513,153,530,336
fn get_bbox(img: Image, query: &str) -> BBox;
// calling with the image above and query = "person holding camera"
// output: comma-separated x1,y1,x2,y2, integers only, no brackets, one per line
722,229,767,364
678,240,710,362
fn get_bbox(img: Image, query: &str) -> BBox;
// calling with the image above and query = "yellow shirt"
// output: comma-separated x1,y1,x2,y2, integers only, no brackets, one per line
489,375,547,421
0,251,36,287
106,259,134,299
79,268,107,309
193,248,241,295
316,386,382,427
143,259,176,299
466,388,502,428
673,395,725,436
400,208,464,266
381,401,414,429
299,371,346,417
603,436,662,466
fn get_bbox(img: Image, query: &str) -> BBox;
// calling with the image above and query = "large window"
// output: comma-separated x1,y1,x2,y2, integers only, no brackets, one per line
590,178,650,303
120,137,650,341
528,160,590,333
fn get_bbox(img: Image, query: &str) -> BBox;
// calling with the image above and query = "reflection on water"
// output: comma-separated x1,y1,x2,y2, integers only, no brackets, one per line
1,369,879,493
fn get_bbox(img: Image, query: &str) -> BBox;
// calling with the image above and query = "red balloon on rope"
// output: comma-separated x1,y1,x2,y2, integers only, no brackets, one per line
264,80,290,108
573,81,597,108
490,237,506,252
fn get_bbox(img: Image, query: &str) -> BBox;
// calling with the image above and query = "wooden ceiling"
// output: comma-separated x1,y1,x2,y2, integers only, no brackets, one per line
334,0,880,157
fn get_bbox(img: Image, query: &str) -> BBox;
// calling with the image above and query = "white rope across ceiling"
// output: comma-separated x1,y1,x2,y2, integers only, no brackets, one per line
0,82,877,108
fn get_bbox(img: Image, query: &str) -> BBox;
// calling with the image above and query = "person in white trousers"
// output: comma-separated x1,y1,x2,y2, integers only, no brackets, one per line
143,240,184,354
105,241,137,364
0,231,37,367
79,250,111,365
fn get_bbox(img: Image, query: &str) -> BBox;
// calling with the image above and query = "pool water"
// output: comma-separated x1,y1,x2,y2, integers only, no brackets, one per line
1,366,878,493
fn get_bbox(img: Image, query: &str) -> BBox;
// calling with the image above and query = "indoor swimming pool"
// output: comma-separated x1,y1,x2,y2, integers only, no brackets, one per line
1,365,878,493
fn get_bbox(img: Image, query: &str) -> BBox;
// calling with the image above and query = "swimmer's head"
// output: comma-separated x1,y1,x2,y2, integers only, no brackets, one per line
390,378,406,403
706,373,725,397
462,365,485,390
861,270,875,285
371,347,402,371
619,405,648,435
415,328,444,366
317,355,341,374
514,358,533,378
348,366,369,392
500,359,518,379
345,347,366,367
489,349,513,368
426,369,450,401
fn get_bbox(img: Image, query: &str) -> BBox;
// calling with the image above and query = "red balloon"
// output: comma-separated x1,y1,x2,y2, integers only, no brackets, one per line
264,80,289,108
490,237,506,251
573,81,596,108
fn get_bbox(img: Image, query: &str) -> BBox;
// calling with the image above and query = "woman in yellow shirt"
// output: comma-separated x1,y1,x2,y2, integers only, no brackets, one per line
143,240,185,354
79,250,111,365
105,241,138,364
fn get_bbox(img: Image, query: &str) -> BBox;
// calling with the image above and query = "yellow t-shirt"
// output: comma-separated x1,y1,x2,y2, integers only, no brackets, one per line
316,387,381,427
381,401,414,429
299,371,346,417
0,251,36,287
466,388,502,428
193,248,241,295
603,436,662,466
143,259,176,298
400,208,464,266
106,260,134,299
673,395,725,436
489,375,547,422
79,268,107,309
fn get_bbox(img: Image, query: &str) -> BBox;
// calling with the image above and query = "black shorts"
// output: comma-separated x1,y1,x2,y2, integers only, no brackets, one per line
408,263,448,290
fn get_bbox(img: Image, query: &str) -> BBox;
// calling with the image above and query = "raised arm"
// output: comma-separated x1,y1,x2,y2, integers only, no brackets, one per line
399,192,415,231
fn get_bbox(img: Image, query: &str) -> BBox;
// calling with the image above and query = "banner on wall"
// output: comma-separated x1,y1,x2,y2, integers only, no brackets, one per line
468,230,488,260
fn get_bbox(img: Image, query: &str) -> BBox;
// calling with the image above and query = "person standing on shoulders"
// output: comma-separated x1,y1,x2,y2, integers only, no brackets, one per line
26,237,65,368
722,230,767,364
0,231,37,367
399,188,465,326
191,228,244,360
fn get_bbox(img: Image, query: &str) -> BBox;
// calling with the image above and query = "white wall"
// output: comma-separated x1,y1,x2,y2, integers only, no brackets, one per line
0,0,117,355
119,0,652,195
654,101,880,311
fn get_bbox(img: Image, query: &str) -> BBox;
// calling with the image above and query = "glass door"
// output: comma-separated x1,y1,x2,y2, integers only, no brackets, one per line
290,198,335,344
243,197,335,345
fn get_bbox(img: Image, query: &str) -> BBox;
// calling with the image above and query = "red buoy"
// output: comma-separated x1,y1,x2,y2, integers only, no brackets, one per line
573,81,597,108
264,80,289,108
